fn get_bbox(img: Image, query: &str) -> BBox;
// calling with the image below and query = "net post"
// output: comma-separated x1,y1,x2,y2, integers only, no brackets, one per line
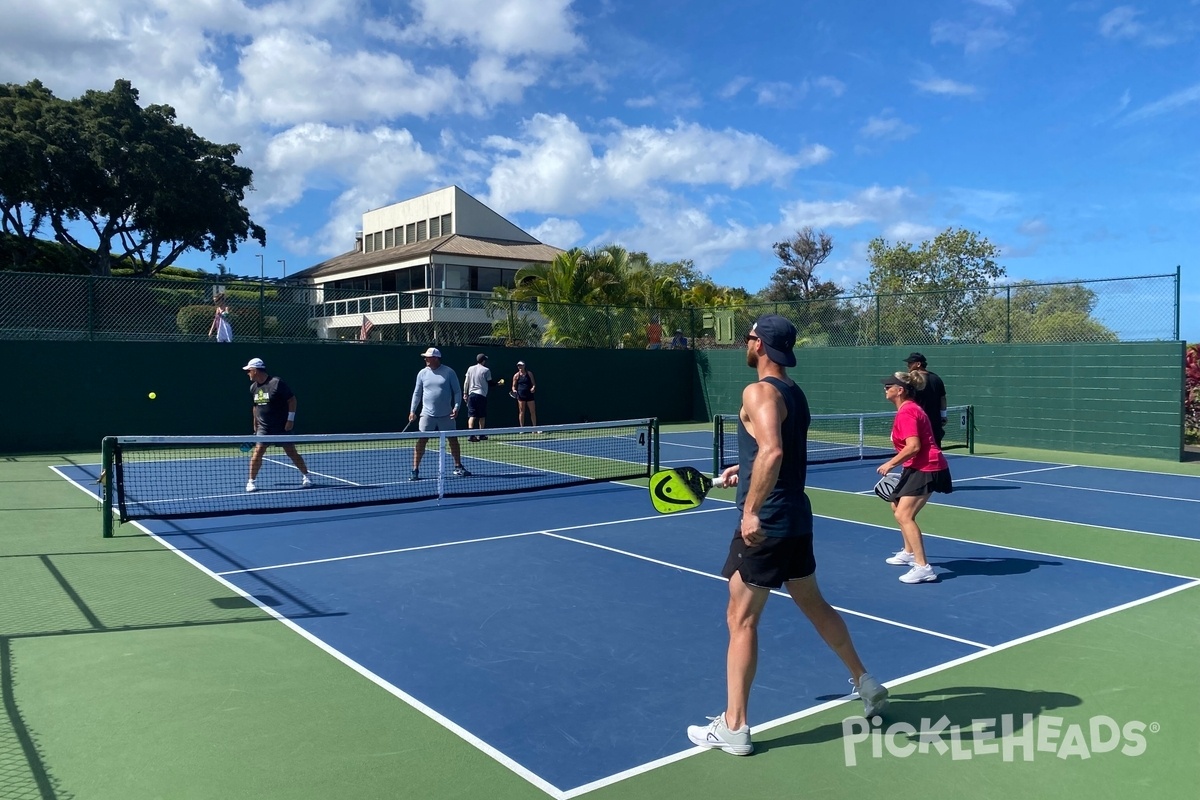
651,418,660,475
967,405,975,454
712,414,721,477
101,437,115,538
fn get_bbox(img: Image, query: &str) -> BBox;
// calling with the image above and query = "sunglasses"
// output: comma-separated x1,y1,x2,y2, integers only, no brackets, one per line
746,334,760,341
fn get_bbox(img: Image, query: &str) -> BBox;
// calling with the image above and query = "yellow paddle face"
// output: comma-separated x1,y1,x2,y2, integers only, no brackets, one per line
650,467,713,513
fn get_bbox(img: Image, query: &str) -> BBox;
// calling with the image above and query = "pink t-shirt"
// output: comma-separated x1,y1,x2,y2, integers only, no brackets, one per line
891,401,948,472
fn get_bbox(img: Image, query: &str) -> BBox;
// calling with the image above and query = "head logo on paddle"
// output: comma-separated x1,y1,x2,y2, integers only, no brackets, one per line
650,466,725,513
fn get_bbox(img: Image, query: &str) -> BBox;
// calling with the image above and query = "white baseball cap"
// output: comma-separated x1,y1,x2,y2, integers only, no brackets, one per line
242,357,266,371
421,347,442,358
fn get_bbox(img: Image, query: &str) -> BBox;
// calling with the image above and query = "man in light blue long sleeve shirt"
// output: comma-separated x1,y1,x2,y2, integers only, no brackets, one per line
409,347,470,480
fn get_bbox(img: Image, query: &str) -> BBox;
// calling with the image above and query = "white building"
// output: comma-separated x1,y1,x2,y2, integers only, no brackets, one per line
291,186,561,344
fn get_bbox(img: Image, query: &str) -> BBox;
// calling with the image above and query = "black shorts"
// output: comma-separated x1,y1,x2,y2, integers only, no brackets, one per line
892,466,953,498
721,531,816,589
467,394,488,418
517,392,535,402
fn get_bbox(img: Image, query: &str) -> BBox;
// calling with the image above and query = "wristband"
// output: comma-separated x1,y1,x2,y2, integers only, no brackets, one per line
287,412,296,421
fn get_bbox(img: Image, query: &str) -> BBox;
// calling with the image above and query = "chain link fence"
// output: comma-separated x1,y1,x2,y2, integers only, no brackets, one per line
0,270,1180,349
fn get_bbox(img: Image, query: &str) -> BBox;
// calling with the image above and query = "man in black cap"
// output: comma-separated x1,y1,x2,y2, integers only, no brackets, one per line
687,314,887,756
904,352,947,447
462,353,504,441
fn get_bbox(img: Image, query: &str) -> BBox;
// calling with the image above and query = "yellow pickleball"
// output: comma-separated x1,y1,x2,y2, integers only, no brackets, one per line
148,392,157,400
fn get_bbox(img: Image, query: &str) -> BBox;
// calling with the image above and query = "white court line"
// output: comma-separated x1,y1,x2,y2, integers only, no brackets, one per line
952,464,1075,482
989,476,1200,504
948,451,1200,480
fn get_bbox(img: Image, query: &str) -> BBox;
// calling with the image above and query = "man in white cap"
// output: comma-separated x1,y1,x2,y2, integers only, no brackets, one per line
409,347,470,480
242,357,311,492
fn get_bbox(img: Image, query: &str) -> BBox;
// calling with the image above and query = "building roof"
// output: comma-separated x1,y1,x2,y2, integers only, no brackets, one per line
290,235,564,281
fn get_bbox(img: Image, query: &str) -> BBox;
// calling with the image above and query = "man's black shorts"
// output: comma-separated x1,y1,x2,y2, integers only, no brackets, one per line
467,393,488,418
721,530,816,589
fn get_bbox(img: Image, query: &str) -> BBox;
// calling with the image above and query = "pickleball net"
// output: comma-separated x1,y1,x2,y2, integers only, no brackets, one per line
713,405,973,474
101,418,658,535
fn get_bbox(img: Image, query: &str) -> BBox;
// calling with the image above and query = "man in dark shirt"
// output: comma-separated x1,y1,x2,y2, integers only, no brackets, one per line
243,357,311,492
686,315,888,756
905,352,947,447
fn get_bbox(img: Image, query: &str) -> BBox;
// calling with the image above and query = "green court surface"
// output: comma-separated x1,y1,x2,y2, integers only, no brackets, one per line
2,433,1199,800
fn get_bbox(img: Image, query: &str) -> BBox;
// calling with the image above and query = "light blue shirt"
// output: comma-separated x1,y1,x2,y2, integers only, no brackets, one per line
411,364,461,417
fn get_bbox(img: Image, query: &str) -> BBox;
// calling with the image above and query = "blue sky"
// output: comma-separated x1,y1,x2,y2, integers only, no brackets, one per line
1,0,1197,339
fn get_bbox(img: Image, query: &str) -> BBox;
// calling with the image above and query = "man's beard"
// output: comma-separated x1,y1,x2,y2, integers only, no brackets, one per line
746,350,758,368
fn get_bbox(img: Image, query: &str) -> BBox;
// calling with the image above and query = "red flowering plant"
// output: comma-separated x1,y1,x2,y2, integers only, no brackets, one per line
1187,344,1200,444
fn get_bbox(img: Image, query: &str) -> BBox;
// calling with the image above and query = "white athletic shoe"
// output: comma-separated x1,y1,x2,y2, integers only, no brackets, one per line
245,479,256,492
855,673,890,717
301,475,312,488
899,564,937,584
687,713,752,756
885,549,915,566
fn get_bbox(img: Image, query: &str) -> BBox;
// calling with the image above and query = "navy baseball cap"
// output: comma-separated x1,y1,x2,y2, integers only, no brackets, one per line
750,315,797,367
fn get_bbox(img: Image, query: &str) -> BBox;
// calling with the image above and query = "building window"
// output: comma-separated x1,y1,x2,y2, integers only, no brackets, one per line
475,267,504,292
384,228,394,249
364,234,375,253
406,222,416,243
441,213,452,236
429,216,440,238
416,220,427,241
395,226,404,245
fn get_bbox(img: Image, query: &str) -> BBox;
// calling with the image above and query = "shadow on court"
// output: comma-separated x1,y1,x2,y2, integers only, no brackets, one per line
931,556,1063,581
756,685,1083,752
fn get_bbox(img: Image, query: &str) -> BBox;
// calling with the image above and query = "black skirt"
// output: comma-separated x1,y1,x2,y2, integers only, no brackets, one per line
892,466,953,498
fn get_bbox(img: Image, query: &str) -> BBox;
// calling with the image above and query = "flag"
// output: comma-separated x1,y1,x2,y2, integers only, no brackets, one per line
359,315,374,341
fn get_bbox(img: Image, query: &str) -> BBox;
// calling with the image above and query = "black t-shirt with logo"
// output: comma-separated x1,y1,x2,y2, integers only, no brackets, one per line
250,375,294,432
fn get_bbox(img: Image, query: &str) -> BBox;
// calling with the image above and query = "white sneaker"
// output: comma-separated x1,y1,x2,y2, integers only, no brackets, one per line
855,673,890,717
245,479,256,492
301,475,312,488
899,564,937,584
687,713,752,755
886,549,915,566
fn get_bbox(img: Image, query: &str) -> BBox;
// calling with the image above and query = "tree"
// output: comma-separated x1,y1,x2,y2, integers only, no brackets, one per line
760,227,840,302
968,281,1117,343
859,227,1005,344
0,79,265,276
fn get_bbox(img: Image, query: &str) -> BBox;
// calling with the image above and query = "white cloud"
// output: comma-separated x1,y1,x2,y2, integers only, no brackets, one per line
813,75,847,97
755,81,805,107
780,186,915,230
912,77,978,96
1098,6,1180,47
1122,82,1200,123
405,0,580,56
860,113,918,141
718,76,752,100
483,113,831,216
931,20,1011,53
527,217,585,249
884,222,937,241
257,123,438,254
970,0,1017,13
238,31,478,125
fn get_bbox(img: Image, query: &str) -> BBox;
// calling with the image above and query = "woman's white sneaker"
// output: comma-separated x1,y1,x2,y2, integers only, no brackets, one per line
885,550,915,566
686,713,752,755
899,564,937,583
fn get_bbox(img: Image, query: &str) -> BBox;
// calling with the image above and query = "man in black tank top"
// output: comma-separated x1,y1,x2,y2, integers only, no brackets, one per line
687,315,889,756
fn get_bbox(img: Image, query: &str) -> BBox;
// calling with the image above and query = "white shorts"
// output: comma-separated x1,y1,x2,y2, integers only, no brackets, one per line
418,415,456,433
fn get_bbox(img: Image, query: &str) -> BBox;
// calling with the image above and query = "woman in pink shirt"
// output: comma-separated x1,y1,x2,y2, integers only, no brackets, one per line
876,371,954,584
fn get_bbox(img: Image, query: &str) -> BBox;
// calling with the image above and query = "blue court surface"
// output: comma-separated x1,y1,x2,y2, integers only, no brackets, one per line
660,430,1200,540
56,452,1197,797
